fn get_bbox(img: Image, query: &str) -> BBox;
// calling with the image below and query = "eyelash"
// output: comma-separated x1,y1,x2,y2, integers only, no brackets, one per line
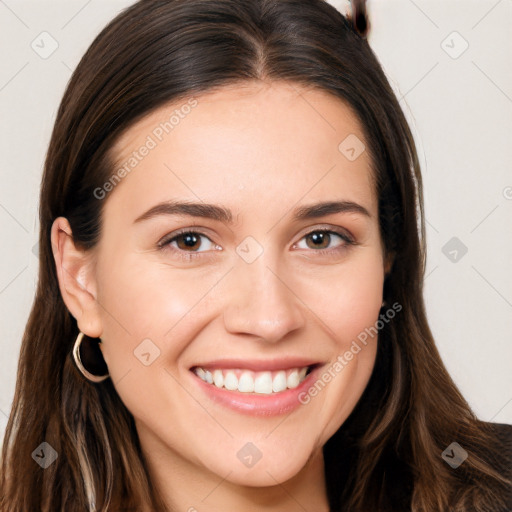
157,227,356,261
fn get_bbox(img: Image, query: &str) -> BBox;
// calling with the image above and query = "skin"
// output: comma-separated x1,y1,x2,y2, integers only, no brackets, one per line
52,80,390,511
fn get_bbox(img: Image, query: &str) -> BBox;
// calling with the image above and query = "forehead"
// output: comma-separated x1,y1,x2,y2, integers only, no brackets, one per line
105,80,376,219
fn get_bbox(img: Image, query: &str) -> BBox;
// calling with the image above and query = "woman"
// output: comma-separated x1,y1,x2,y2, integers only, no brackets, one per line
1,0,510,510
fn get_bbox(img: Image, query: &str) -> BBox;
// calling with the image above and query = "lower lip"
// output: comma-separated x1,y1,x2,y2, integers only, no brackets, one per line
190,366,322,417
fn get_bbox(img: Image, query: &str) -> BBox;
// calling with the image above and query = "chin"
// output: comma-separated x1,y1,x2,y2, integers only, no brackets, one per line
202,440,318,488
223,460,306,487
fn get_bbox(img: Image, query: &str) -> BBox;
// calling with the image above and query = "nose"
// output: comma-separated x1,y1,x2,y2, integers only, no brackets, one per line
221,255,306,343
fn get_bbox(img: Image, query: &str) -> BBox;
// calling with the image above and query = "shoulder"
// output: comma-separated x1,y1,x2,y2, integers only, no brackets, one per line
479,421,512,453
485,421,512,438
494,422,512,445
477,420,512,468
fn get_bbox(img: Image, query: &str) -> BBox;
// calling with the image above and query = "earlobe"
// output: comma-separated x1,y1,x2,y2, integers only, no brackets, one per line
50,217,103,338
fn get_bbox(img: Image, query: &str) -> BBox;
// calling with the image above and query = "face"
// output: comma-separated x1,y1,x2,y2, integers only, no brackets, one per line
58,81,387,489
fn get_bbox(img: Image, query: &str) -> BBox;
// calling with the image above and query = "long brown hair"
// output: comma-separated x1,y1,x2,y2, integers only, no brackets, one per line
1,0,510,510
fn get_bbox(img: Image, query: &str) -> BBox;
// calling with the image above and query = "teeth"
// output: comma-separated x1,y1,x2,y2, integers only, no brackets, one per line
254,372,273,394
287,370,300,389
238,372,255,392
213,369,223,388
224,371,238,391
193,366,311,394
272,371,287,393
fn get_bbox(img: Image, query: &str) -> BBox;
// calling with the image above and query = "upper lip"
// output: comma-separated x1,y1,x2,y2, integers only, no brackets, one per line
190,358,322,372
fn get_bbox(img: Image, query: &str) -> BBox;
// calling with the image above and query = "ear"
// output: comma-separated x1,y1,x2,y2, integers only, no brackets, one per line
50,217,103,338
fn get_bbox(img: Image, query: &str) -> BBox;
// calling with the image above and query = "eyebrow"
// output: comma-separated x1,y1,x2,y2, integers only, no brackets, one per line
133,199,371,225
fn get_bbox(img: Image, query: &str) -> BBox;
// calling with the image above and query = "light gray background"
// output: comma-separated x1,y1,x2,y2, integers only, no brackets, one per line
1,0,511,445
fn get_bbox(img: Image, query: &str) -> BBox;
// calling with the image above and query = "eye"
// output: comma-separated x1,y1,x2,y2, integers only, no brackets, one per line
293,229,354,253
158,227,355,261
158,230,220,254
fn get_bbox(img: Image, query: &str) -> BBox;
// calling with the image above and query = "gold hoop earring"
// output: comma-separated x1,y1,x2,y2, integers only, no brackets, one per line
72,331,109,383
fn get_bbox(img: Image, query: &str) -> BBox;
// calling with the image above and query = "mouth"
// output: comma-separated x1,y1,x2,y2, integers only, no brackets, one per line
191,365,315,394
188,359,323,416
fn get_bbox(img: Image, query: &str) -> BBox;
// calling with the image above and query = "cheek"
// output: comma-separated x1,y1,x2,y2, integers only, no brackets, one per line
295,250,385,344
94,254,225,374
299,256,384,440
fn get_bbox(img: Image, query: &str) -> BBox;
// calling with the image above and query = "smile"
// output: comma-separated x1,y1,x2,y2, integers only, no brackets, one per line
192,366,312,394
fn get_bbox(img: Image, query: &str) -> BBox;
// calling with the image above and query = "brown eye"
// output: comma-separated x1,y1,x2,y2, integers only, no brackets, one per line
305,232,331,250
295,229,353,252
160,230,218,253
175,232,202,251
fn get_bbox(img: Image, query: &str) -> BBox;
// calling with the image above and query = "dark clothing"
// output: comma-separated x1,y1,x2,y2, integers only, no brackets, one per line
324,421,512,512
